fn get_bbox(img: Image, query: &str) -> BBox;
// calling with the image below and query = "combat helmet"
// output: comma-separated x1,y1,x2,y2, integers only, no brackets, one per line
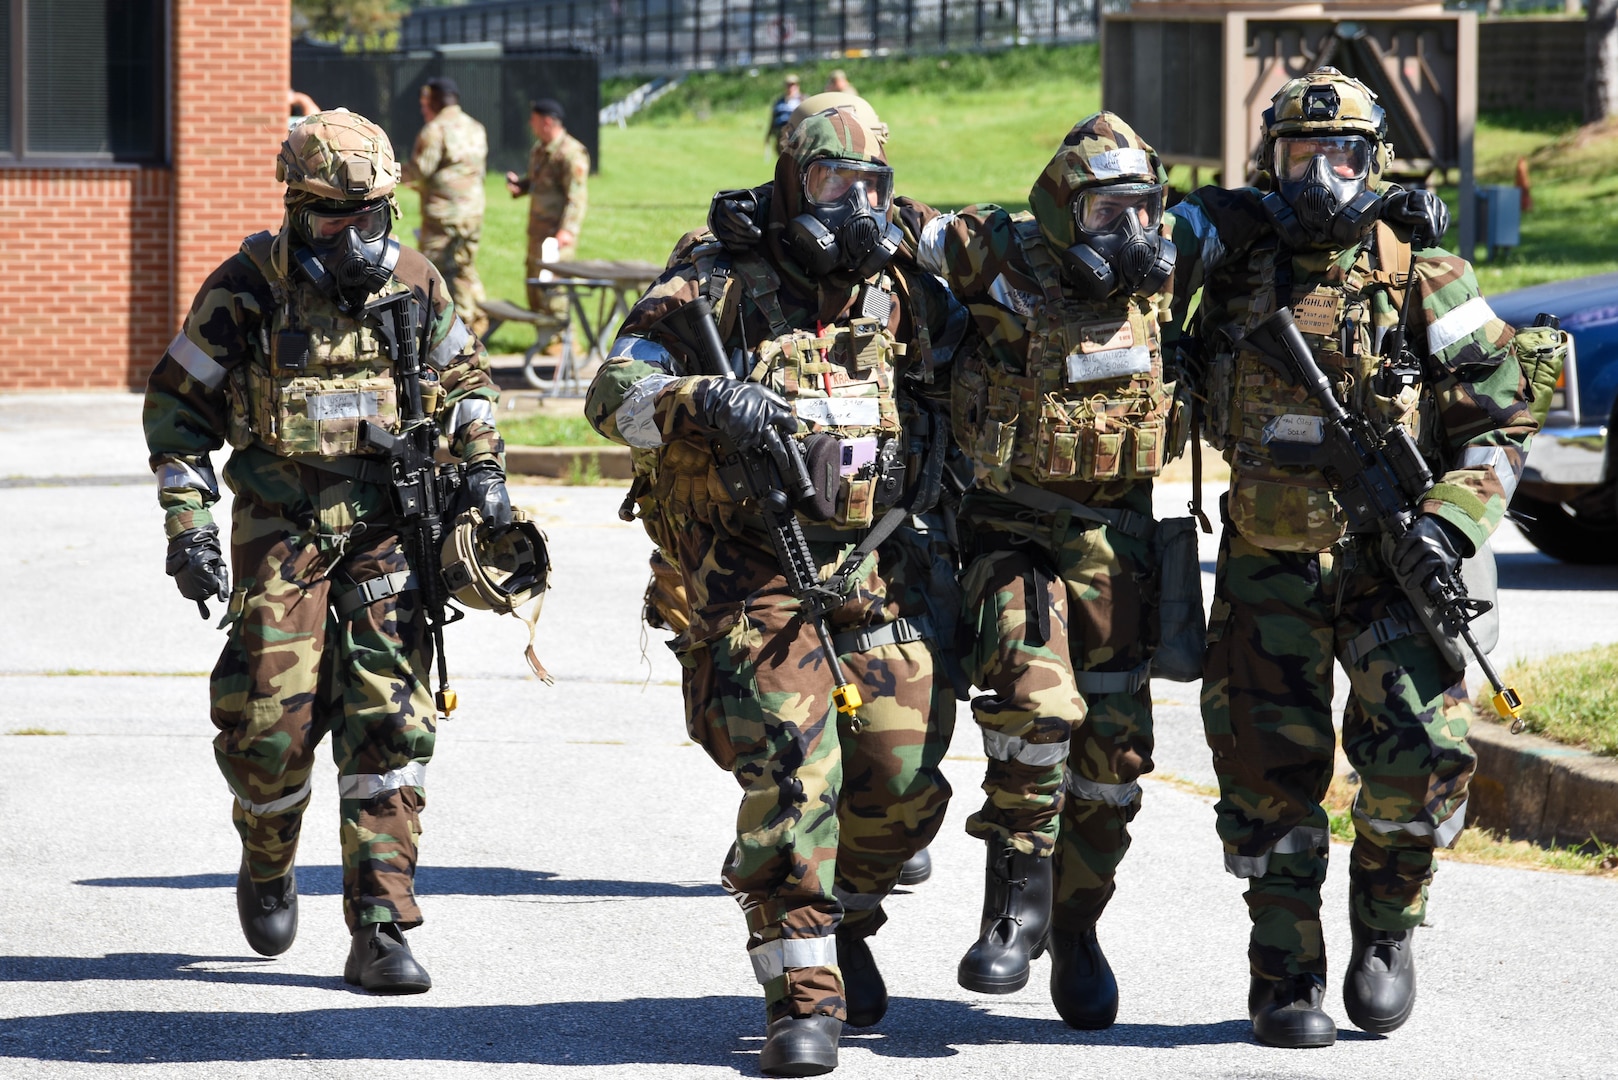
276,108,401,202
1258,68,1389,247
1028,111,1174,300
778,107,902,280
787,92,889,147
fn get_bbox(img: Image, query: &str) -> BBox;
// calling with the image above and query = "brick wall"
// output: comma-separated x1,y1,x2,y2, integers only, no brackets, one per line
0,0,288,392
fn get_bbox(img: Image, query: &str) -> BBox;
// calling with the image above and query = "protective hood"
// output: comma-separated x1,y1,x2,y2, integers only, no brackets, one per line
1028,111,1167,252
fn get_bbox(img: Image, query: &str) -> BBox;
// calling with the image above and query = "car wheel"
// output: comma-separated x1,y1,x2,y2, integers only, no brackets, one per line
1510,493,1618,564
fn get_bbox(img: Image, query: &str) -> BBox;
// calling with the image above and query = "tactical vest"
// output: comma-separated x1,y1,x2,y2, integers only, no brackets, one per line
1201,221,1427,553
228,232,407,458
951,216,1172,492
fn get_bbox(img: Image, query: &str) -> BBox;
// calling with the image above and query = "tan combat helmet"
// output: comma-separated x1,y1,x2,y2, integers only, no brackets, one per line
276,108,401,202
787,92,889,146
1259,67,1390,182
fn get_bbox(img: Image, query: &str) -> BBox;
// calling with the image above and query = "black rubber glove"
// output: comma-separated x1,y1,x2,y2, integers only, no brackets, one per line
166,525,230,617
709,188,766,252
699,380,796,452
464,460,513,531
1382,187,1451,248
1392,514,1467,594
1171,337,1207,389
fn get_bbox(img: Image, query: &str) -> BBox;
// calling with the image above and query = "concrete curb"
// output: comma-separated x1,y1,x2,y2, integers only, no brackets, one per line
506,444,633,480
1469,719,1618,847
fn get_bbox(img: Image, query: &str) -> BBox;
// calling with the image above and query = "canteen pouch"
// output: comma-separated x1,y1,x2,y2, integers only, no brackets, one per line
1153,515,1205,682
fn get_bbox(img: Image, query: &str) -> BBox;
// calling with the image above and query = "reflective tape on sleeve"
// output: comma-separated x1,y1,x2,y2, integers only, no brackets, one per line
337,761,427,800
1426,296,1497,356
982,730,1071,766
1358,796,1468,849
608,334,676,369
915,212,956,276
427,317,474,370
235,778,312,817
1458,445,1519,502
449,397,496,437
168,331,229,390
748,936,838,983
1169,201,1225,273
155,458,219,499
1065,773,1142,808
615,373,677,449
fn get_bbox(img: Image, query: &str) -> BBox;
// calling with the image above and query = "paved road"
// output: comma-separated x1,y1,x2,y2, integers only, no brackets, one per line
3,394,1616,1078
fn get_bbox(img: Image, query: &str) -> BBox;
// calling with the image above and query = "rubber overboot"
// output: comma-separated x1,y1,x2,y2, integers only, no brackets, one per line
896,848,933,886
343,922,432,994
1048,926,1119,1029
235,860,297,957
1249,973,1337,1048
1343,909,1416,1033
957,842,1052,994
759,1014,842,1077
835,927,889,1028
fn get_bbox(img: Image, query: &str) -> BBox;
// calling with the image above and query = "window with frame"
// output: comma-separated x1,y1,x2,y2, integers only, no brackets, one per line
1,0,166,164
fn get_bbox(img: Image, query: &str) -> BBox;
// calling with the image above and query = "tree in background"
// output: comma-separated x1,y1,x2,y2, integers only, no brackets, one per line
294,0,408,48
1589,0,1618,123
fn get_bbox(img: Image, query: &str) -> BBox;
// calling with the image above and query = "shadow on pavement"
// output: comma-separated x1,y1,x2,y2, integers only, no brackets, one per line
1494,551,1618,591
0,996,1274,1067
0,953,343,988
73,865,724,899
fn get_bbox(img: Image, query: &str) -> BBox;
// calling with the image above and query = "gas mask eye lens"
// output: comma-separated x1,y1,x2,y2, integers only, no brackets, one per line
803,161,893,211
1074,184,1164,235
304,200,391,244
1273,136,1369,182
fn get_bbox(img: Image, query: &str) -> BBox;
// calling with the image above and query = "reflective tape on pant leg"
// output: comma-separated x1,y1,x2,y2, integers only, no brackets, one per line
748,936,839,984
982,730,1070,766
1223,824,1330,879
1074,660,1152,697
337,761,427,800
1065,772,1142,808
235,777,312,816
833,885,887,911
1360,796,1469,849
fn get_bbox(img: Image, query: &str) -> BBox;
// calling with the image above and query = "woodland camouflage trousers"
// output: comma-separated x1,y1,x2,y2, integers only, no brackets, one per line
211,498,437,932
958,483,1157,932
1202,527,1475,981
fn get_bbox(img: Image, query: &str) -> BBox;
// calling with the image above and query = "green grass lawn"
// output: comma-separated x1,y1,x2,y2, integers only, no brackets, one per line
497,412,609,446
1486,644,1618,756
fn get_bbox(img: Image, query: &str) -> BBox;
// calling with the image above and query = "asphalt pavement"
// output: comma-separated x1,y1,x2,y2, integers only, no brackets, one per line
3,393,1616,1079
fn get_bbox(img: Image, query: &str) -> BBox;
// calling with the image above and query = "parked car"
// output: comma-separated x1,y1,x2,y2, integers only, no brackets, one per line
1490,272,1618,563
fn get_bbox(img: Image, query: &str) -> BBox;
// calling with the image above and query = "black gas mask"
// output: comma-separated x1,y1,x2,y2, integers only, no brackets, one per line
293,198,401,314
1059,182,1175,301
1265,135,1382,248
784,159,903,280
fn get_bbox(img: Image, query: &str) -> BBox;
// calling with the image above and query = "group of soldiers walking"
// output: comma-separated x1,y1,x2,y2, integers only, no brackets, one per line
145,65,1542,1078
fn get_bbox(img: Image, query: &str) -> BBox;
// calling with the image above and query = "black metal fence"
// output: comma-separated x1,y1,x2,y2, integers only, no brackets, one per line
291,46,601,175
401,0,1102,76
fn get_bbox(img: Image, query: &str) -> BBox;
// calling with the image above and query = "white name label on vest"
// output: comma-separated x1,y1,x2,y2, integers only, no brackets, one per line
1261,413,1325,445
1066,345,1152,384
796,398,881,428
307,391,380,422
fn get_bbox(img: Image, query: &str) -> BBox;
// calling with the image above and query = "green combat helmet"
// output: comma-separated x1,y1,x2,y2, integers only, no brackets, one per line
273,108,403,313
1027,111,1174,300
1258,67,1390,248
779,107,903,279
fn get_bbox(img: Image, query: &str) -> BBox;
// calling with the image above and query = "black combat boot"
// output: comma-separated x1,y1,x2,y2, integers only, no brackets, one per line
957,841,1052,994
1343,908,1417,1033
1249,973,1337,1048
896,847,932,886
1048,926,1119,1029
835,926,889,1028
344,922,432,994
235,859,297,957
759,1014,842,1077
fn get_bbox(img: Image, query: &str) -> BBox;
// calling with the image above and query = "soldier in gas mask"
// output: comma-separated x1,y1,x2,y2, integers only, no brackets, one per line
588,106,963,1076
143,109,511,993
1167,69,1535,1046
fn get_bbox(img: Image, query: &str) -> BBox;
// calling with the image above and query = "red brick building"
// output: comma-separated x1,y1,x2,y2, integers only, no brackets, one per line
0,0,289,391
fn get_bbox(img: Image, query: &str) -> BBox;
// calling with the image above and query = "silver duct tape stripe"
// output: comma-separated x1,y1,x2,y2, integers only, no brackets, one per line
236,778,312,816
988,273,1037,318
1169,202,1226,274
1359,798,1468,849
428,317,474,370
1074,661,1151,696
1222,824,1330,879
1426,296,1497,355
982,730,1071,766
1088,148,1151,179
616,373,678,449
608,333,677,369
833,885,887,911
915,212,956,277
155,458,219,499
1459,445,1519,502
1065,774,1142,808
449,397,496,437
337,761,427,801
749,936,839,983
168,331,229,390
